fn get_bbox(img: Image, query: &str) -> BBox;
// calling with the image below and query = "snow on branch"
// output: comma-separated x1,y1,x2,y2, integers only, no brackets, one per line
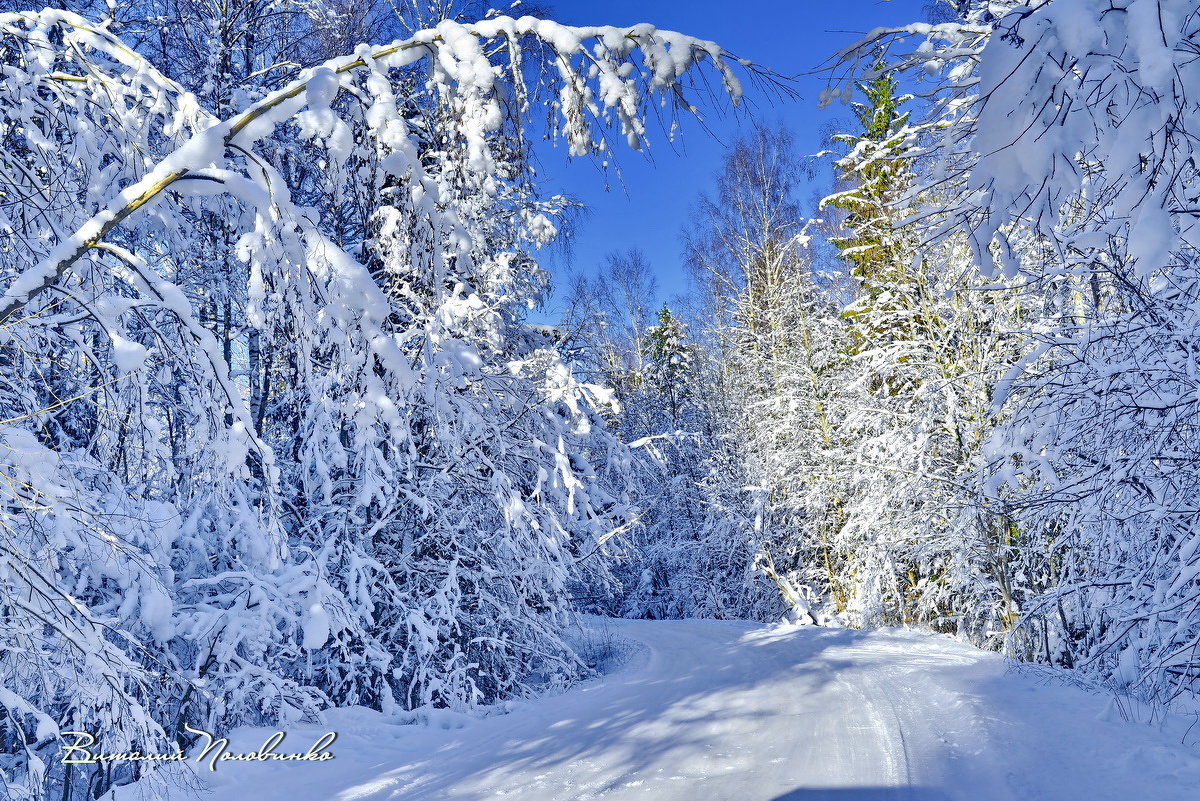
0,9,762,325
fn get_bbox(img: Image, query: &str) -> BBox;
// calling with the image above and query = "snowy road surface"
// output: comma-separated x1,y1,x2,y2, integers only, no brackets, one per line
169,619,1200,801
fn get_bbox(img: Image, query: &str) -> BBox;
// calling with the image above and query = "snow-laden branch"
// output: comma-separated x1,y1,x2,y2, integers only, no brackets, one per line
0,9,754,325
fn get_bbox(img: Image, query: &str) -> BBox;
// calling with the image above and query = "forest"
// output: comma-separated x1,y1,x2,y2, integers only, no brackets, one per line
2,1,1199,799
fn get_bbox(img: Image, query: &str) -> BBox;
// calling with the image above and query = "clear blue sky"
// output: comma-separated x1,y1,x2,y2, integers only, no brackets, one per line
531,0,930,317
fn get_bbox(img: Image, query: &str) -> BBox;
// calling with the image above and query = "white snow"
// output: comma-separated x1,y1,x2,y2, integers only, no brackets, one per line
109,333,149,375
301,603,331,651
146,618,1200,801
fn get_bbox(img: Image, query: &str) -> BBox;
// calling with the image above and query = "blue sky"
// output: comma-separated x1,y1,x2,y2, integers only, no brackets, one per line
531,0,930,316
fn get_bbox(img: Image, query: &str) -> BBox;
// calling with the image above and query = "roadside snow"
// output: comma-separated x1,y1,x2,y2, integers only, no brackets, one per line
135,618,1199,800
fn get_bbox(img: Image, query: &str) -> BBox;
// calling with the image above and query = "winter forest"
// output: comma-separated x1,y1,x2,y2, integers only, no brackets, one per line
3,0,1200,799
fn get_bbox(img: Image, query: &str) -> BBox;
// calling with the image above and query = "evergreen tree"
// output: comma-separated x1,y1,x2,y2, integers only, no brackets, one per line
819,52,1026,637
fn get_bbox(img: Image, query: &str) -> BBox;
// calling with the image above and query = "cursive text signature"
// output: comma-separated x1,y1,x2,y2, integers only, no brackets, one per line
61,725,338,772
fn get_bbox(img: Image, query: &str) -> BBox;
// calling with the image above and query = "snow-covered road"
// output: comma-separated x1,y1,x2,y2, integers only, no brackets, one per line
171,619,1200,801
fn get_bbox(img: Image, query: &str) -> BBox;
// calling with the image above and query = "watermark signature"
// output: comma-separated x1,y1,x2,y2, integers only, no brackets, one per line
62,724,337,772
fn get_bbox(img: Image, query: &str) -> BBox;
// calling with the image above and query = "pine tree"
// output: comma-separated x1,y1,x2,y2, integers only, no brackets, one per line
826,59,916,346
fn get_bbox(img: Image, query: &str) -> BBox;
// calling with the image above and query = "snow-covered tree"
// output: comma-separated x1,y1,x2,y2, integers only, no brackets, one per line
829,0,1200,704
683,123,845,623
812,53,1028,638
0,8,757,799
625,307,764,620
561,251,766,620
561,249,660,402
